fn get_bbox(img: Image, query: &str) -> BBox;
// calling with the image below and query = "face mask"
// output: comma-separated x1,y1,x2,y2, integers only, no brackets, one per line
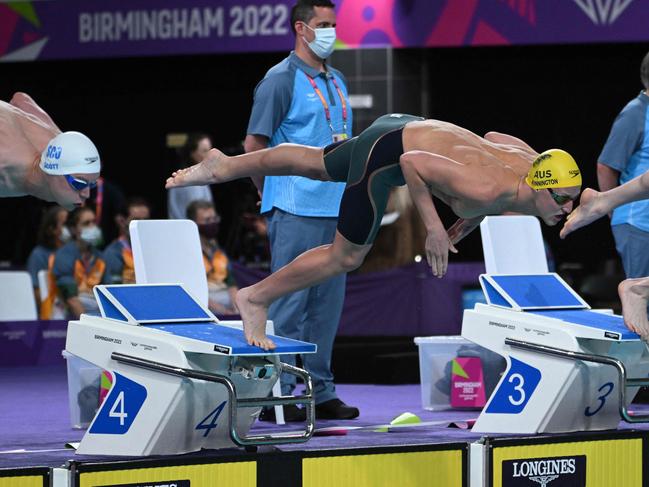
198,222,220,239
80,225,103,247
303,24,336,59
60,226,72,243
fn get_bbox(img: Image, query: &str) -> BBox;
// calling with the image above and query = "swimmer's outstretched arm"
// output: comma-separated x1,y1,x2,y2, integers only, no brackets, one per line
560,171,649,238
400,150,458,278
165,144,332,188
0,93,62,199
10,92,61,134
447,216,485,245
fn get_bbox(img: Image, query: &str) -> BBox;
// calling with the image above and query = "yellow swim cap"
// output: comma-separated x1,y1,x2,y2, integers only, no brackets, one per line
525,149,582,189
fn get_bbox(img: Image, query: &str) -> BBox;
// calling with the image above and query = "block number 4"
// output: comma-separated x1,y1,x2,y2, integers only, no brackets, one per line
585,382,614,417
109,391,128,426
196,401,227,437
508,373,526,406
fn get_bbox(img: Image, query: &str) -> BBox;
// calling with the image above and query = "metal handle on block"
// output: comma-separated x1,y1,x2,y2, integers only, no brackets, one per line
111,352,314,446
504,338,649,423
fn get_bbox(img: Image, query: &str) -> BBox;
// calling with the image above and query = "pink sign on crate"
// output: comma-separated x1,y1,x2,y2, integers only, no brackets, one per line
450,356,486,409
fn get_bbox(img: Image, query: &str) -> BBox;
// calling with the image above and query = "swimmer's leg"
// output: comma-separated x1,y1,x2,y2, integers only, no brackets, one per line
166,143,333,188
618,277,649,339
236,231,372,350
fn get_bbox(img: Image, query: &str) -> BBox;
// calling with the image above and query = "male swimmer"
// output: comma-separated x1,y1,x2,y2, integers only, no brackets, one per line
167,114,582,349
0,92,100,209
561,171,649,339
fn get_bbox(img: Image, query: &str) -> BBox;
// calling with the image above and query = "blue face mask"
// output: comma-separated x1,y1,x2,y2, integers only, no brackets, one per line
303,24,336,59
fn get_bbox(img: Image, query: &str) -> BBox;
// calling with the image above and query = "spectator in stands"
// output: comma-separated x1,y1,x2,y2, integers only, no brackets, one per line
103,197,151,284
49,207,105,319
26,205,68,309
88,177,127,247
168,133,214,220
239,211,271,268
186,199,239,315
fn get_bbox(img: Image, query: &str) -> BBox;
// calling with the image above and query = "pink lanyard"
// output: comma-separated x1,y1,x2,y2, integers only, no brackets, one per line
306,73,348,135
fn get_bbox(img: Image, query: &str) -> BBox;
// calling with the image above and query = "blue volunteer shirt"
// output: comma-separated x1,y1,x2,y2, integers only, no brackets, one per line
599,92,649,232
247,51,353,217
26,245,54,287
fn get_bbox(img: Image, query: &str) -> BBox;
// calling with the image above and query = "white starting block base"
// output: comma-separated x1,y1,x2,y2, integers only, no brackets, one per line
462,274,649,434
66,284,317,456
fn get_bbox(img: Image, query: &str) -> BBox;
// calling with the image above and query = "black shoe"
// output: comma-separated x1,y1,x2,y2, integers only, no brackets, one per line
258,405,306,422
315,398,360,420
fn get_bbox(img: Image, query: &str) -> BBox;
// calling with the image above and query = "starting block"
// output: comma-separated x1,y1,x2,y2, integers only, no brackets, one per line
65,284,317,456
462,273,649,434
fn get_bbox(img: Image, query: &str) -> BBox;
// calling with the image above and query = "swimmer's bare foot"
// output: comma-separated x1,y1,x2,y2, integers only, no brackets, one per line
165,148,228,189
618,278,649,339
560,188,607,239
236,287,276,351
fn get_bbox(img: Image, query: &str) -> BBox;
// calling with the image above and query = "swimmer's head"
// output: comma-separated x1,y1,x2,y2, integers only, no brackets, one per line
40,131,101,176
39,131,101,210
526,149,582,227
525,149,582,190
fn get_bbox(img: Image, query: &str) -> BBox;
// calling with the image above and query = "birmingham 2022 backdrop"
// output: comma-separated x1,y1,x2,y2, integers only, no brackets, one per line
1,0,647,61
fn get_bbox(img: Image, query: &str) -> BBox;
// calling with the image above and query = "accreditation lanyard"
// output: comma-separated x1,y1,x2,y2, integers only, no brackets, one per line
306,73,348,137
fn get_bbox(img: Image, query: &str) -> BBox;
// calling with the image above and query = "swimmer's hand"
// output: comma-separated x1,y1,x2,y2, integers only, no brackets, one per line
425,224,458,278
447,217,485,245
560,188,606,239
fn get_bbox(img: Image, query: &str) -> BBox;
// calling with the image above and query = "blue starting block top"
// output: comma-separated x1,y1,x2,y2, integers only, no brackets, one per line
94,284,216,323
479,273,589,311
477,274,638,341
146,323,317,355
529,309,638,341
93,284,317,354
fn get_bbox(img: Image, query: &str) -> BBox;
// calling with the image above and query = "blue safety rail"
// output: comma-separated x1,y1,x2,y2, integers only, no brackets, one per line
489,274,586,309
529,309,639,340
146,323,317,355
106,285,211,322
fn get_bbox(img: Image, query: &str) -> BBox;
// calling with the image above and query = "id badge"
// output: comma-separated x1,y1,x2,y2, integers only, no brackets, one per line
332,133,348,143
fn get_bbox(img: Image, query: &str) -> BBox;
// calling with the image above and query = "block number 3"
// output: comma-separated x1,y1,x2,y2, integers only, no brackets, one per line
508,373,526,406
585,382,614,417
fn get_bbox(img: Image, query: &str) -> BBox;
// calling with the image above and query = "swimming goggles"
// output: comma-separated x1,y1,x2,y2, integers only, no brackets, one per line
547,188,576,206
65,175,97,192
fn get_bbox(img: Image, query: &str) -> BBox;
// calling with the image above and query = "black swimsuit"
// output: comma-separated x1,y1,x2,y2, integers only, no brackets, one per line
323,113,424,245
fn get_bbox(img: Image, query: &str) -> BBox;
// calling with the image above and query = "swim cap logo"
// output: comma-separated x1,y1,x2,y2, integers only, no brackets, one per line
530,168,559,187
532,153,551,167
569,169,581,178
85,156,99,164
46,145,62,160
534,170,553,179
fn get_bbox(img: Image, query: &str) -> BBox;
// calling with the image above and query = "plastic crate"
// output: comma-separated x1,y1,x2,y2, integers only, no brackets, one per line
414,335,506,411
62,350,103,429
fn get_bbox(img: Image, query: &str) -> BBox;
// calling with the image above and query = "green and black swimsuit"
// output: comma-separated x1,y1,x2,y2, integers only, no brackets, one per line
323,113,424,245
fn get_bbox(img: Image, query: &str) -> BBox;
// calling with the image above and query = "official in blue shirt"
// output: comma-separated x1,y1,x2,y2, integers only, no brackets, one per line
244,0,358,421
598,51,649,278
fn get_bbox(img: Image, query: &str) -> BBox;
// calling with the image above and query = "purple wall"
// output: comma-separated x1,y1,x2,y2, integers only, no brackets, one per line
232,261,486,337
